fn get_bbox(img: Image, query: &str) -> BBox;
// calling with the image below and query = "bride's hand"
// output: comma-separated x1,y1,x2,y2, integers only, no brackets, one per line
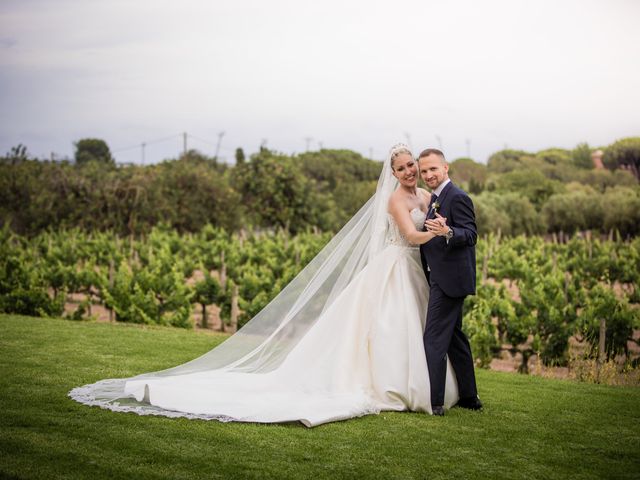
425,219,448,235
424,213,448,234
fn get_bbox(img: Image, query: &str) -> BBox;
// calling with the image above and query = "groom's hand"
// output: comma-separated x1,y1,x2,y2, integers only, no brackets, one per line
434,212,447,225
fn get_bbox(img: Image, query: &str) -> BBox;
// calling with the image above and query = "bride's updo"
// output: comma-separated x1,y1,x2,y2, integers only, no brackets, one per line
389,143,413,169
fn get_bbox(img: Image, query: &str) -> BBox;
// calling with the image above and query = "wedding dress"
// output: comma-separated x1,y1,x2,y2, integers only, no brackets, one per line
69,145,459,427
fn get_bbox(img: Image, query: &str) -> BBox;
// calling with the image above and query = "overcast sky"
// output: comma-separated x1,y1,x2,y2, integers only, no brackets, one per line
1,0,638,164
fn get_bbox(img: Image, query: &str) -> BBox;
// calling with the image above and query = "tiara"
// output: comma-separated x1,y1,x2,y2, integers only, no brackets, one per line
389,143,412,158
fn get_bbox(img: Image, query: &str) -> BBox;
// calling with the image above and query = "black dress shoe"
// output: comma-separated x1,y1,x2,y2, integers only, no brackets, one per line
456,396,483,411
432,405,445,416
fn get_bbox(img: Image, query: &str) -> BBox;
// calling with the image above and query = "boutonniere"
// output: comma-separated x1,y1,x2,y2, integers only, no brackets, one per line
431,201,440,213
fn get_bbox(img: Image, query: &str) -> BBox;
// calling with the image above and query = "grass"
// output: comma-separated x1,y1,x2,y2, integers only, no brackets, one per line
0,314,639,480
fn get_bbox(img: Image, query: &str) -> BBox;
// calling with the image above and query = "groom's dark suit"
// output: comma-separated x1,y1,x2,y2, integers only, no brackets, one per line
420,181,478,407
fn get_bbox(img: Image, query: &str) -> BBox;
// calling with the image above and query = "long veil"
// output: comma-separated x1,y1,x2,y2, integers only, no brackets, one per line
69,144,409,418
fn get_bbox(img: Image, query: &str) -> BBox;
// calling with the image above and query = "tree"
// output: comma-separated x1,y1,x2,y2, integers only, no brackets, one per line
535,148,572,166
572,142,593,169
449,158,488,192
499,193,546,235
604,137,640,180
490,168,565,208
486,149,531,173
298,149,380,190
578,168,637,192
601,186,640,237
543,189,603,233
331,180,376,225
235,148,245,165
153,160,242,233
472,192,545,236
472,194,511,236
297,149,380,229
74,138,114,166
2,144,30,165
232,149,328,233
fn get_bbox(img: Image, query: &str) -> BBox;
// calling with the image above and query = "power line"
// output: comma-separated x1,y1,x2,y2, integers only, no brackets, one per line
112,134,181,153
113,131,237,164
188,134,217,148
185,134,234,153
112,144,140,153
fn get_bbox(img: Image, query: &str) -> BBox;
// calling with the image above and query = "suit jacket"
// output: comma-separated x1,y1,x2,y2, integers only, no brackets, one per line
419,182,477,298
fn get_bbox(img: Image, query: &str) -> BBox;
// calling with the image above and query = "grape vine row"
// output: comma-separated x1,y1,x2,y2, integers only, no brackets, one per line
1,227,638,371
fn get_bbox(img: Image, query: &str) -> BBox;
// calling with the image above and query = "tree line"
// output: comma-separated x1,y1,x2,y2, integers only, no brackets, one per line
1,137,639,237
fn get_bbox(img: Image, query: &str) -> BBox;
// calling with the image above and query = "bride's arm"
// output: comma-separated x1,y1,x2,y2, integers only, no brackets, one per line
388,196,439,245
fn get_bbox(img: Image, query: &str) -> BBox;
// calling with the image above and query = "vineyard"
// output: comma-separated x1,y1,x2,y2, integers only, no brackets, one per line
470,232,639,376
1,226,638,379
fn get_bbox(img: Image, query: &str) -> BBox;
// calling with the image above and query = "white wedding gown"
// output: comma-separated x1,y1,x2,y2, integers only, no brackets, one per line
114,208,459,426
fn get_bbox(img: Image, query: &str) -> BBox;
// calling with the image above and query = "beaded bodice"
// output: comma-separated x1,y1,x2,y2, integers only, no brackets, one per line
386,208,426,248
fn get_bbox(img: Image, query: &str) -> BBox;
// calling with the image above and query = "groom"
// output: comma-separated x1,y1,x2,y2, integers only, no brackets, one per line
418,148,482,416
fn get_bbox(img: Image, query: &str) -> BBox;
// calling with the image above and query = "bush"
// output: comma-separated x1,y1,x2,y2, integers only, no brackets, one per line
578,283,638,359
543,188,604,233
472,192,545,236
601,187,640,237
0,254,64,317
489,168,565,208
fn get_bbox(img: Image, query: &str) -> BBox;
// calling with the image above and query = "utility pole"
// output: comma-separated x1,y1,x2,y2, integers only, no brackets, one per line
404,132,412,150
304,137,313,152
435,135,442,149
466,138,471,158
318,141,324,150
183,132,188,157
369,147,373,160
214,131,225,159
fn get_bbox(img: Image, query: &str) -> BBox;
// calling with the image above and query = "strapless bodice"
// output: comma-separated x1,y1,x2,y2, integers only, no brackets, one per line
386,208,426,248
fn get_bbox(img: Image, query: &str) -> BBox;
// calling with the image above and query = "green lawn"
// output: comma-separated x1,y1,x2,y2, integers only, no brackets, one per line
1,315,638,480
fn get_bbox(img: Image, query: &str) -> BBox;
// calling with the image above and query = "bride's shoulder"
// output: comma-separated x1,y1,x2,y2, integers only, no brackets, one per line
387,189,412,215
387,189,403,210
417,188,431,202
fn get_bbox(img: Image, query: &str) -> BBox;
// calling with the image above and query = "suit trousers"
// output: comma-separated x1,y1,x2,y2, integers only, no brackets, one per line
423,280,478,406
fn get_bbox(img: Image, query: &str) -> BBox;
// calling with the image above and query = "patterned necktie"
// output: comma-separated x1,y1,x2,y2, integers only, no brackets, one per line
427,193,438,219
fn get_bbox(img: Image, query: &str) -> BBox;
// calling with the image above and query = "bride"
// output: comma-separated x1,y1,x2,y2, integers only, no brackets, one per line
70,144,459,427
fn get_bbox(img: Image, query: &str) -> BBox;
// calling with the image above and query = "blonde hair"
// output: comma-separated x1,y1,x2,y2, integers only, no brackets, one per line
389,143,413,169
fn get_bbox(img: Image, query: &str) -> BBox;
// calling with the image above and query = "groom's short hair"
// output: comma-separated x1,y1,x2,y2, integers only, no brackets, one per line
418,148,446,162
